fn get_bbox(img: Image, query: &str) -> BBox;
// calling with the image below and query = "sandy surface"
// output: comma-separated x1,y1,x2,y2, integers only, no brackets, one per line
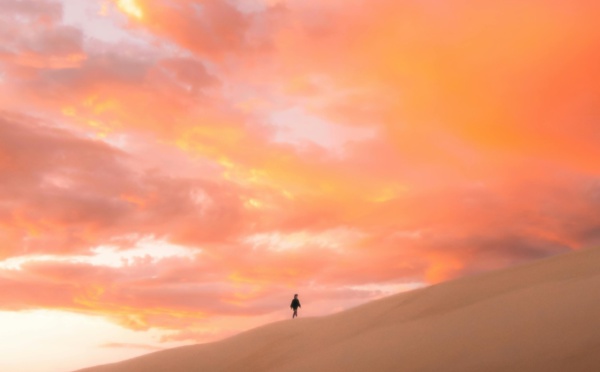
75,246,600,372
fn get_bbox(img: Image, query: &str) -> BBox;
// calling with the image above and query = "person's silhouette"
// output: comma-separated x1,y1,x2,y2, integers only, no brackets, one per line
290,294,301,318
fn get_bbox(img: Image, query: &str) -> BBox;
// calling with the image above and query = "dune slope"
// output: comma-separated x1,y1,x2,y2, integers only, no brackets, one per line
75,247,600,372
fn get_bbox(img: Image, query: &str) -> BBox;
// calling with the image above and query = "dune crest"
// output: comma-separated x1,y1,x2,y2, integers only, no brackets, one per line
75,247,600,372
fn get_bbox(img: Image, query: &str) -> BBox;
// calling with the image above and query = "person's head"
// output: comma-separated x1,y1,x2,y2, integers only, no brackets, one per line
294,294,298,298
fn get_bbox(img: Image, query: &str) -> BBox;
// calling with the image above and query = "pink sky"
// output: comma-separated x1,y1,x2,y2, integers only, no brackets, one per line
1,0,599,370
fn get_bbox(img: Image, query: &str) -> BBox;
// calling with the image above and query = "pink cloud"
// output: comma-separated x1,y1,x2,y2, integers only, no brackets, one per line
0,0,62,23
0,0,599,347
100,342,164,351
111,0,277,59
0,2,85,72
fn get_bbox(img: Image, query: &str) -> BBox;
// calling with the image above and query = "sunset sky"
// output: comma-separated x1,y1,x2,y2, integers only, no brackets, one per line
1,0,599,371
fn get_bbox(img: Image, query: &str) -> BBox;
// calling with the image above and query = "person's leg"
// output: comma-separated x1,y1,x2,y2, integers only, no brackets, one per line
293,309,297,318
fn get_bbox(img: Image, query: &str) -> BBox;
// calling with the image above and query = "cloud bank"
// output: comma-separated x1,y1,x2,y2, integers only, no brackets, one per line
0,0,599,342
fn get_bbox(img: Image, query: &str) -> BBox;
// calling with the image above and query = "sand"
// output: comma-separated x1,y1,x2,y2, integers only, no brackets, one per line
75,246,600,372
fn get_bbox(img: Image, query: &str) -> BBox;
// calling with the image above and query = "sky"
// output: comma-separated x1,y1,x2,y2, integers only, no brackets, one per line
0,0,599,371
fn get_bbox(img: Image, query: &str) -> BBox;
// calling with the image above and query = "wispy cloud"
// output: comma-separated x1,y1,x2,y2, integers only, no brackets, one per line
100,342,164,351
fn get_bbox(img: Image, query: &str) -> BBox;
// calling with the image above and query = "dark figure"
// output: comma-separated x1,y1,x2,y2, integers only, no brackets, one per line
290,294,301,318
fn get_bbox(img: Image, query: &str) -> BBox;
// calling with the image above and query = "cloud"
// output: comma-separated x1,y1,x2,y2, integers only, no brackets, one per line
0,2,85,71
110,0,265,58
0,0,599,344
0,112,251,258
0,0,62,23
100,342,164,351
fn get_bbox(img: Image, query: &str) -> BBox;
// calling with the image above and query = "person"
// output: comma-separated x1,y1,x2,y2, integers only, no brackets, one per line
290,294,301,318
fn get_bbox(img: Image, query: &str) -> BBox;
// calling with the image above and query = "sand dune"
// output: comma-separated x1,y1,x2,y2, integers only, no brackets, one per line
75,247,600,372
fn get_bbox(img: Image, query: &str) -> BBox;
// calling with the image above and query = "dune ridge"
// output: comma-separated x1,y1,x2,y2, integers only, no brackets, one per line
75,247,600,372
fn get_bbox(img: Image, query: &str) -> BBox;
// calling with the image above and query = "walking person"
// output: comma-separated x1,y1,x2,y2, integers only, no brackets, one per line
290,294,301,318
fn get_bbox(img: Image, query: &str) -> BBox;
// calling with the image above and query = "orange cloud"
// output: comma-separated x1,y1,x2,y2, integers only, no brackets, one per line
0,0,599,346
